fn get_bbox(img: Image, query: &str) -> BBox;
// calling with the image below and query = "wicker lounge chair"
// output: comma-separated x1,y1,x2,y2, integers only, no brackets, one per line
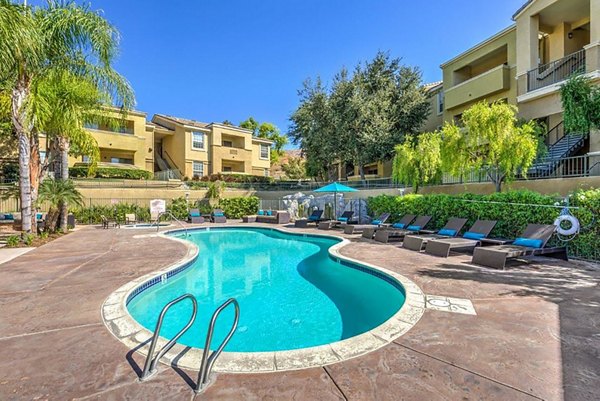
373,215,433,242
403,218,469,251
101,215,120,229
212,209,227,223
344,213,392,235
188,209,205,224
471,224,567,269
319,211,357,230
424,220,498,257
125,213,137,225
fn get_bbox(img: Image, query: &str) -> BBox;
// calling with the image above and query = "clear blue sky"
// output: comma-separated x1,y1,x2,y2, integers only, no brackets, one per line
34,0,525,141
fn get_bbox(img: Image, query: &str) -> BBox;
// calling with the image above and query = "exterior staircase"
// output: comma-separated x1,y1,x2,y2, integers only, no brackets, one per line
154,150,182,181
528,122,587,178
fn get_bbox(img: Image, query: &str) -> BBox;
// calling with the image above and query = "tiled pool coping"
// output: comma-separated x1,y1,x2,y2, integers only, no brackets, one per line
101,225,426,373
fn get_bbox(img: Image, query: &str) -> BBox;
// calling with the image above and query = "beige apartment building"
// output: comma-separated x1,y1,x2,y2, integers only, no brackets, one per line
58,110,273,180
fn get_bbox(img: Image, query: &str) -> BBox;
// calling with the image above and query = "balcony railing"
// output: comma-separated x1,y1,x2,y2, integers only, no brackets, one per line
442,154,599,185
527,49,586,92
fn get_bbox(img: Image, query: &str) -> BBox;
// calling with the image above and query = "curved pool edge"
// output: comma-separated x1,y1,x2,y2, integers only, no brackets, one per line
101,225,426,373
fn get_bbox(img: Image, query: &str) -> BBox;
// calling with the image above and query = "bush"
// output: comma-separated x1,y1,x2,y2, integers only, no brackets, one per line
197,173,273,184
219,196,260,218
71,203,151,224
169,197,190,220
6,235,19,248
367,190,600,261
69,166,152,180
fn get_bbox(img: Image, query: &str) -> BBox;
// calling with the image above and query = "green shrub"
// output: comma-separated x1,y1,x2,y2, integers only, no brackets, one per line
169,197,190,220
69,166,152,180
6,235,19,247
219,196,260,218
71,203,151,224
367,190,600,261
23,234,34,246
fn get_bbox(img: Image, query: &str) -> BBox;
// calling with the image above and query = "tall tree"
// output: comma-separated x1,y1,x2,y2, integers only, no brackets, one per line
392,131,442,193
288,78,338,180
0,0,133,232
440,101,538,193
240,117,288,162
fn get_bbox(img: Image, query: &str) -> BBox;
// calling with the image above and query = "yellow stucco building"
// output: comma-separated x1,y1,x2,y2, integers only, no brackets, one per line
62,110,273,180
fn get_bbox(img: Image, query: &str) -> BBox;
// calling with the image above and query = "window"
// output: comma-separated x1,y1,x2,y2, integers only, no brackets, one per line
437,91,444,115
222,140,233,147
223,166,232,172
192,131,205,150
260,144,269,160
110,157,133,165
193,161,204,177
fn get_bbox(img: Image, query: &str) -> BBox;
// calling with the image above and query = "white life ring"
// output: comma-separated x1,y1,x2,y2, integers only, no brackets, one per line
554,214,580,236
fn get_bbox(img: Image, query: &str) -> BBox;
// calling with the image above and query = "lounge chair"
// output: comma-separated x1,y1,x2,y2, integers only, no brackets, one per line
188,208,204,224
403,218,469,251
425,220,498,257
101,215,120,229
471,224,567,269
344,213,392,235
373,215,433,242
318,211,357,230
212,209,227,223
125,213,137,225
306,209,326,225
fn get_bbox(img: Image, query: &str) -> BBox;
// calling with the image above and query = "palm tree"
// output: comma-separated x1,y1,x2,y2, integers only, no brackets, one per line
37,178,83,232
0,0,134,232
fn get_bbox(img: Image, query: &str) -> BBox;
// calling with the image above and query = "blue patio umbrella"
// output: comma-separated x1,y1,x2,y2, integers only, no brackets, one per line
314,182,358,219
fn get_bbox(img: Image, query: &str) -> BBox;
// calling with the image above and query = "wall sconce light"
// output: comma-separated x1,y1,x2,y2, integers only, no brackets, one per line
568,32,574,39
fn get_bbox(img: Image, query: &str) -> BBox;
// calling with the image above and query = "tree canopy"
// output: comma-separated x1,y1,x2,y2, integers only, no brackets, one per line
239,117,288,162
288,51,430,180
440,101,538,192
392,131,442,193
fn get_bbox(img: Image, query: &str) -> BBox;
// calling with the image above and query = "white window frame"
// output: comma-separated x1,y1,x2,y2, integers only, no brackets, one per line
192,131,205,150
259,144,270,160
192,161,204,177
437,91,444,115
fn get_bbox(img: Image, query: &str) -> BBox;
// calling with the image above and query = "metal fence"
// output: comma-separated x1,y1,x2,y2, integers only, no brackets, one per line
442,155,600,185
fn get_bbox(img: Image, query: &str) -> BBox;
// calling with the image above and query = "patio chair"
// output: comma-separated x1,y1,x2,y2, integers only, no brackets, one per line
101,215,120,229
212,209,227,223
471,224,567,269
188,208,204,224
425,220,498,257
125,213,137,225
403,218,469,251
373,215,433,242
344,213,392,235
319,211,357,230
306,209,325,225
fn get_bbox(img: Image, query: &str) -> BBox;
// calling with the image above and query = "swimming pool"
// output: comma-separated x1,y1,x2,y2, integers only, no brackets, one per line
126,227,406,352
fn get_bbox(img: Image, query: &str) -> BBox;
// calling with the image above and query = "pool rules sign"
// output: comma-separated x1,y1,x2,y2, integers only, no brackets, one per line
150,199,166,221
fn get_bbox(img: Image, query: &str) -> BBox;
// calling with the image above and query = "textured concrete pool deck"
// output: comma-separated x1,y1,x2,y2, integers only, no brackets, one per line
0,223,598,400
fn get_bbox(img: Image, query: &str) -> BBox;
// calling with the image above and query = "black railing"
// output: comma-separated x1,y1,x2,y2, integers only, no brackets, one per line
527,49,586,92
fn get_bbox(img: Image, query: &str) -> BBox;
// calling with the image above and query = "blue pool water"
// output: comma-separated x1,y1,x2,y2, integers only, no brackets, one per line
127,228,405,352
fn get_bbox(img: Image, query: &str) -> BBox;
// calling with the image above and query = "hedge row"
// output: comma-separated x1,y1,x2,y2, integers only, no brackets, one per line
69,166,153,180
367,189,600,261
70,196,260,223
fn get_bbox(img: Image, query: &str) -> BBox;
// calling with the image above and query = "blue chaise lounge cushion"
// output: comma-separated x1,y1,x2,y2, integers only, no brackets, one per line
392,223,405,229
438,228,457,236
338,217,348,222
407,225,421,231
463,231,485,240
371,219,382,225
513,237,543,248
190,211,200,217
214,212,225,217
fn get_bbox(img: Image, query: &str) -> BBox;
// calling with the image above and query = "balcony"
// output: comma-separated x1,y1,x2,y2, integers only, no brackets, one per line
445,64,511,110
527,49,586,92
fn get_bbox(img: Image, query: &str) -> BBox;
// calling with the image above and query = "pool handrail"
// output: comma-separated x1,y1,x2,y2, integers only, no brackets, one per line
195,298,240,393
154,210,189,237
140,293,198,381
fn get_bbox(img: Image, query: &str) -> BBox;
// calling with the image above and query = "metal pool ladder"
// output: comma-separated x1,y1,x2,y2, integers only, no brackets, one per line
154,210,189,237
138,294,240,394
195,298,240,393
140,294,198,381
